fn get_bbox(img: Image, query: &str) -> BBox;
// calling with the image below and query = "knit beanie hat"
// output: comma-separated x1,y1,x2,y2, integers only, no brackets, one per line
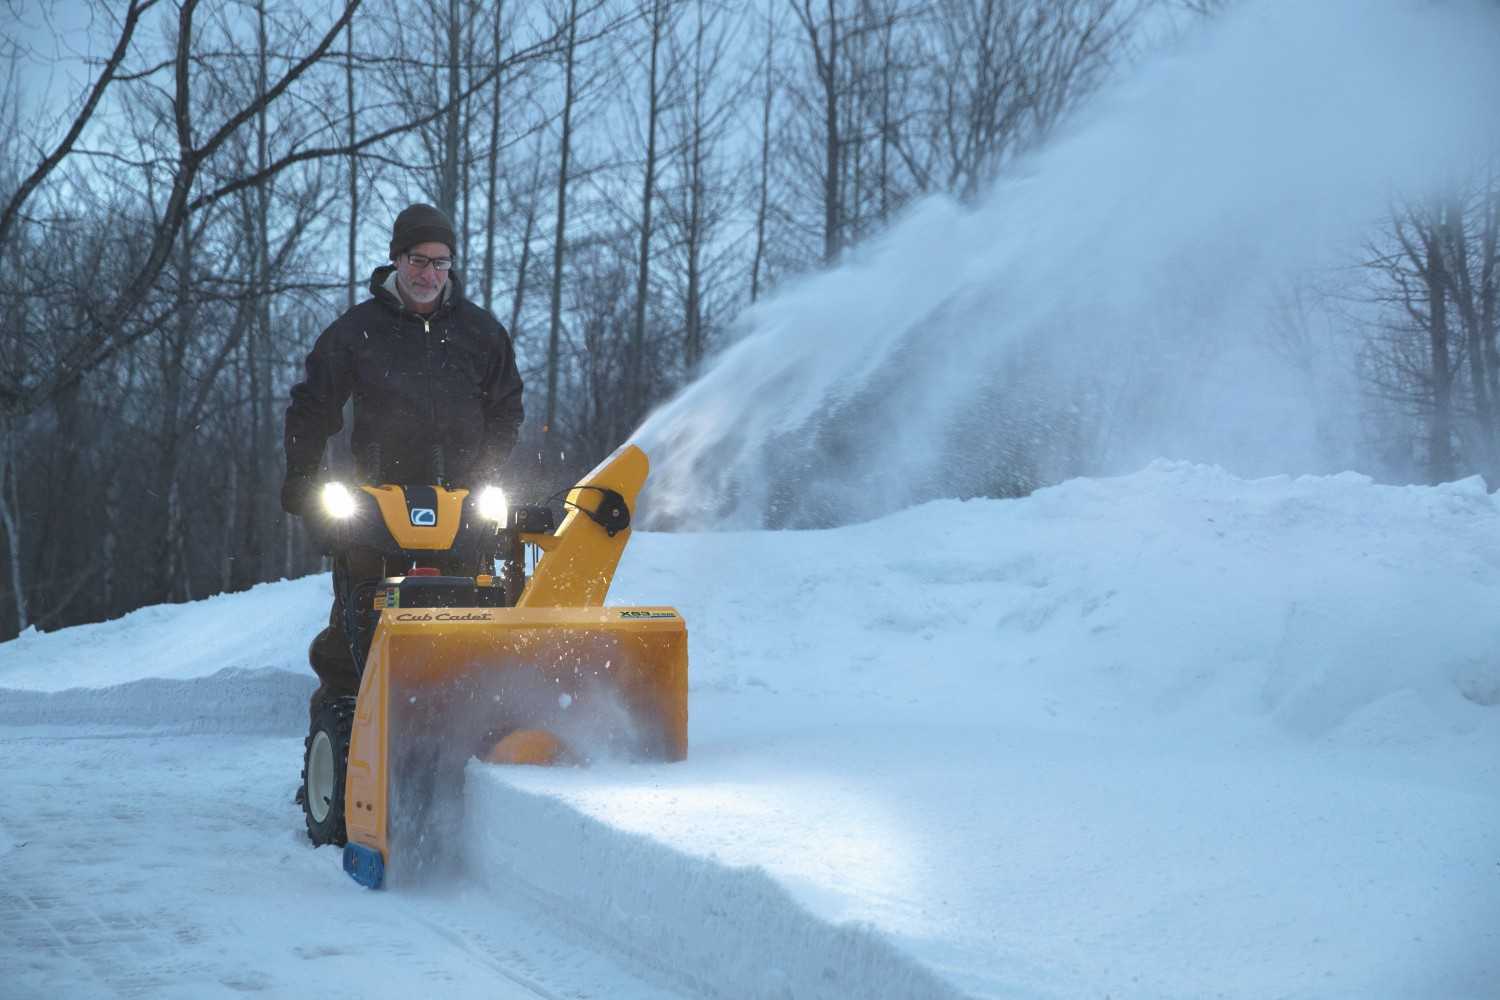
389,203,456,259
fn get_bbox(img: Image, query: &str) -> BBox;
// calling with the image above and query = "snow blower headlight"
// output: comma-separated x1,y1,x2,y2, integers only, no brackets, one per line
477,485,509,524
321,482,357,519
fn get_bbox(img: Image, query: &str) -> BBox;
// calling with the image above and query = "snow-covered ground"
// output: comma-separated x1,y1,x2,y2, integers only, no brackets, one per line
3,462,1498,998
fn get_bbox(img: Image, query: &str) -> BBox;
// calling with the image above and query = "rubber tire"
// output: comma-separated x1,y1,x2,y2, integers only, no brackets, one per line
301,696,356,846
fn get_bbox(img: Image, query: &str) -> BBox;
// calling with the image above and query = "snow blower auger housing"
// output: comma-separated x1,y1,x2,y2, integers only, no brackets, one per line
298,444,687,889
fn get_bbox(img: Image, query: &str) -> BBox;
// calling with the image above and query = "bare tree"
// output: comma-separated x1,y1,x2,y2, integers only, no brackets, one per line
0,0,362,418
0,0,159,255
1362,198,1466,482
545,0,583,443
749,3,780,302
625,0,679,428
1444,179,1500,476
509,142,546,339
790,0,846,264
344,16,359,309
904,0,1137,200
661,0,738,370
481,0,510,312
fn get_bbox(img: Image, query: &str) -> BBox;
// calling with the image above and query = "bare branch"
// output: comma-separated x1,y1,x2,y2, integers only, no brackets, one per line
0,0,159,253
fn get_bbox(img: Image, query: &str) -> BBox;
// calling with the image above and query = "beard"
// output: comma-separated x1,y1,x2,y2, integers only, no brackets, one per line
397,270,442,304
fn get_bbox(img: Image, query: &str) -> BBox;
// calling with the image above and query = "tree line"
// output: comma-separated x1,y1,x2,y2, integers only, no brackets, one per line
0,0,1493,639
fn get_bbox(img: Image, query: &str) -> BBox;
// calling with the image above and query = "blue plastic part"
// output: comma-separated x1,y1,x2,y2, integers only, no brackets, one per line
342,842,385,889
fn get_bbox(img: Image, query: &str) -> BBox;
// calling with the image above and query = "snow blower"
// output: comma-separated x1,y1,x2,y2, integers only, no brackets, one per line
298,444,687,889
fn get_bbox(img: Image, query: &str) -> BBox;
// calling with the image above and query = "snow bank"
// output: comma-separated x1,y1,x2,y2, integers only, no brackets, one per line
0,575,323,734
478,463,1500,998
0,575,324,692
0,668,313,734
616,461,1500,744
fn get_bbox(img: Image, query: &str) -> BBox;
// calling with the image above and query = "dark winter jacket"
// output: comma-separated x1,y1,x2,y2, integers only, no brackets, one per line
283,266,524,502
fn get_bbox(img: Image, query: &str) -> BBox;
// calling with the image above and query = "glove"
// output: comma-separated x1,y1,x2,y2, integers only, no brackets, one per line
280,473,318,517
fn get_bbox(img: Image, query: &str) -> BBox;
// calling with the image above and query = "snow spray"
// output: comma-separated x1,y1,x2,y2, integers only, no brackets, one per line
381,653,655,888
632,0,1500,528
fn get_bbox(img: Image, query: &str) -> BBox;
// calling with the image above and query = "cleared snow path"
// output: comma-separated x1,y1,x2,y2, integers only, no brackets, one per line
0,727,691,1000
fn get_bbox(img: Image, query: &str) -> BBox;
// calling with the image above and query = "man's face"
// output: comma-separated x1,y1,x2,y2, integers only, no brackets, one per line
394,240,451,305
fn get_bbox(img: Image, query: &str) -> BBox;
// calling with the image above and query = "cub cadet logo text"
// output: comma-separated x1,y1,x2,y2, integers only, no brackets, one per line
619,610,676,619
410,507,437,526
394,611,493,622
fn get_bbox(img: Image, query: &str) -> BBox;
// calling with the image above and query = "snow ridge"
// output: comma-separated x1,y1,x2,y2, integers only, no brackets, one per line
0,668,313,734
463,767,973,1000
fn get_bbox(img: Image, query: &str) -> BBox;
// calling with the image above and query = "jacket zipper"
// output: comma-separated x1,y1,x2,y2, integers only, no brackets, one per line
423,317,438,480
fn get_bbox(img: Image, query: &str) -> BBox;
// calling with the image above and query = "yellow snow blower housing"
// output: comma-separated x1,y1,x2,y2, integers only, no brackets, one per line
298,445,687,889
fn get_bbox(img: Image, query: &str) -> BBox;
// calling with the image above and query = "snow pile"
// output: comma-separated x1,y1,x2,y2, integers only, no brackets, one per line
0,668,314,733
620,461,1500,743
3,463,1498,997
0,576,324,732
459,463,1500,998
0,574,325,692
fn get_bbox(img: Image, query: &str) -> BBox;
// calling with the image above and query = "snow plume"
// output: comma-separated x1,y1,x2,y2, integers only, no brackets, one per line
633,0,1500,528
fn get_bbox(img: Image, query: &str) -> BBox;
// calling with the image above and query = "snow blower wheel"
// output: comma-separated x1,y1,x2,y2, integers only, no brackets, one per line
302,697,355,846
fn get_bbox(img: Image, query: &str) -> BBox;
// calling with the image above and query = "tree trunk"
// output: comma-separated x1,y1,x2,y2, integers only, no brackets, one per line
751,6,775,303
820,0,841,263
876,0,892,222
545,0,580,441
792,0,843,264
1447,194,1496,476
1481,179,1500,429
510,177,537,336
510,150,543,340
1426,221,1455,482
346,17,358,309
847,3,866,242
439,0,463,220
461,11,473,266
101,473,118,617
482,1,507,313
155,226,194,603
222,455,238,593
629,0,667,426
0,419,27,634
248,0,273,588
683,6,706,370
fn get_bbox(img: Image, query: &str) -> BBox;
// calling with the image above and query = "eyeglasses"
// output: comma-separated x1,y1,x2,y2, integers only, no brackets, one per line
404,252,453,271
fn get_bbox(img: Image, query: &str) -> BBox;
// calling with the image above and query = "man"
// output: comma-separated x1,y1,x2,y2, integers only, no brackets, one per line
282,203,524,723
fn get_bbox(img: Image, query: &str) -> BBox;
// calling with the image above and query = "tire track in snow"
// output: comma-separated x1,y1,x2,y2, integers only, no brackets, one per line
400,905,570,1000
